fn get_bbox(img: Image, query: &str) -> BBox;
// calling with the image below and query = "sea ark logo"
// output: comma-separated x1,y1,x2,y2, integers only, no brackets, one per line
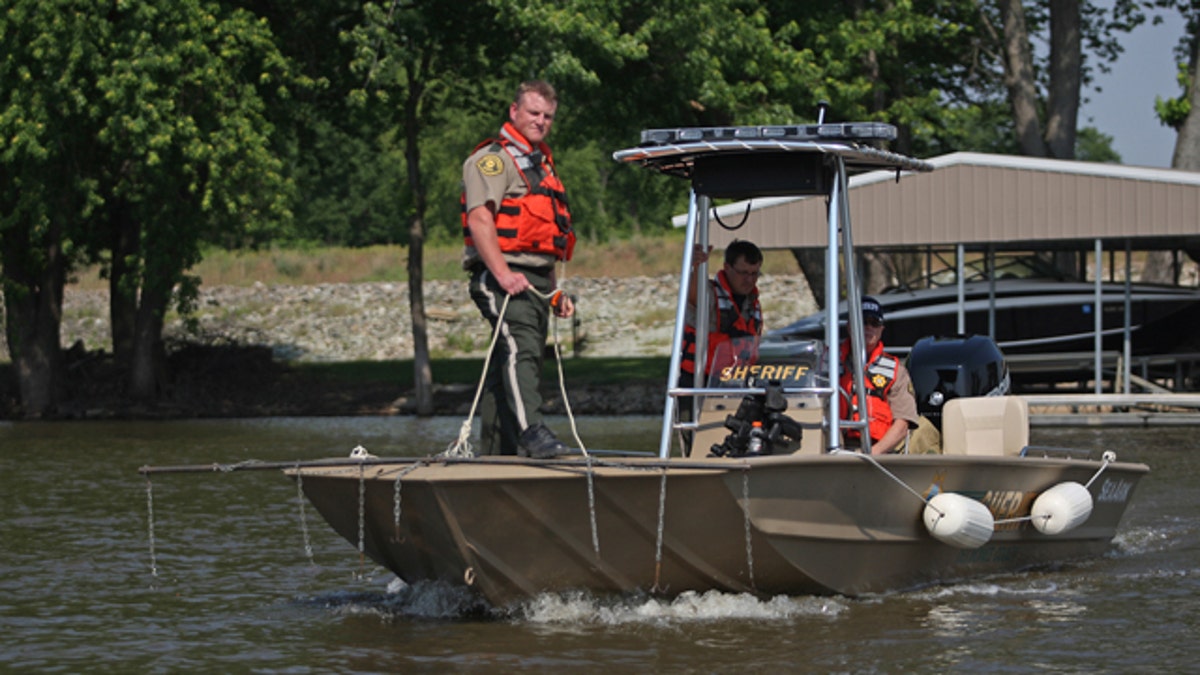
1097,479,1133,504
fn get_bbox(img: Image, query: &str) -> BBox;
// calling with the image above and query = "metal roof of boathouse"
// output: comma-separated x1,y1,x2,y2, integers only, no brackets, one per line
686,152,1200,251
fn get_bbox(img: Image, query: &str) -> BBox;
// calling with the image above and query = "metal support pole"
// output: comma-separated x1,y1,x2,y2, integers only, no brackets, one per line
1094,238,1103,395
1123,240,1132,395
826,161,844,449
987,245,996,339
835,157,871,454
693,196,713,419
956,243,965,334
660,190,703,458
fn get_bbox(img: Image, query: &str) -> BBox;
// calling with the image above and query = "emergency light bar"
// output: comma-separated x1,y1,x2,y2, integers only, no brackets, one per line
639,122,897,146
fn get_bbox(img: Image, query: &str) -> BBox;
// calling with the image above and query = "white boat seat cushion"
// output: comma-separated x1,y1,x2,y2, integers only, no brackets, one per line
941,396,1029,457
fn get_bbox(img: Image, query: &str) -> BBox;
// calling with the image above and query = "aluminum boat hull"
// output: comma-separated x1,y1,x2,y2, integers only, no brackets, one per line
291,453,1146,608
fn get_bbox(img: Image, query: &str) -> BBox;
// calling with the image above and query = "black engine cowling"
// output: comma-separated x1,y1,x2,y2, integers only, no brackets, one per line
905,334,1010,431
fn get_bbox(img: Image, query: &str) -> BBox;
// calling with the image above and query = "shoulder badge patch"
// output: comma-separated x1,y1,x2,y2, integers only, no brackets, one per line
476,154,504,177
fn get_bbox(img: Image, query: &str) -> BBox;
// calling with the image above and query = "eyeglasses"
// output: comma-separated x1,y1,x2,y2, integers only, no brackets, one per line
728,266,760,279
864,318,884,328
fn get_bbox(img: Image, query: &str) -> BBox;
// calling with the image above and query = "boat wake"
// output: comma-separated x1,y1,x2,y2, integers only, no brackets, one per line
309,577,492,621
905,579,1063,601
307,577,846,624
514,589,846,625
1112,523,1189,557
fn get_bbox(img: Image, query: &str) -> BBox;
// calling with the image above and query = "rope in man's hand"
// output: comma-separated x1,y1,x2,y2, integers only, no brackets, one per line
443,283,587,459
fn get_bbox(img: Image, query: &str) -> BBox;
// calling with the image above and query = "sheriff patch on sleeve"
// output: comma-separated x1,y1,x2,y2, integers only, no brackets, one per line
476,154,504,176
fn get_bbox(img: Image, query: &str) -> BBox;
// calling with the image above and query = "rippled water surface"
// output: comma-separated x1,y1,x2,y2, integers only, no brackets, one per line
2,417,1196,673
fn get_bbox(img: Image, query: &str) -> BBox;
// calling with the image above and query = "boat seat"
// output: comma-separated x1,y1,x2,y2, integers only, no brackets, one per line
940,395,1029,457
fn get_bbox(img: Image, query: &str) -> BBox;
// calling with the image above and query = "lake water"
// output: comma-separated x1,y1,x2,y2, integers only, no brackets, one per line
2,416,1197,673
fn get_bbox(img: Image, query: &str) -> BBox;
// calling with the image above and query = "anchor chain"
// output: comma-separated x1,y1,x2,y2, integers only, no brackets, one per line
741,468,756,590
652,467,668,592
356,462,367,580
392,460,427,539
145,477,158,579
585,455,600,557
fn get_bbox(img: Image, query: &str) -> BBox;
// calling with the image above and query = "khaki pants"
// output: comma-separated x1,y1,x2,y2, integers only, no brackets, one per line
902,415,942,454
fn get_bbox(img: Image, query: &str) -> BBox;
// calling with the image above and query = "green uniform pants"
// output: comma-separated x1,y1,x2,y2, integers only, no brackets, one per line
469,265,552,455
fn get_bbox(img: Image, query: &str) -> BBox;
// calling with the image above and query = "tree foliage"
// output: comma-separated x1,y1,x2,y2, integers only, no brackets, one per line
2,0,300,411
2,0,1160,417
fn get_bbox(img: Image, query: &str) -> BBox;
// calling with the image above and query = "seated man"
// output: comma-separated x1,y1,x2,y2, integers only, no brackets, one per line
677,240,764,452
679,239,764,392
838,296,920,454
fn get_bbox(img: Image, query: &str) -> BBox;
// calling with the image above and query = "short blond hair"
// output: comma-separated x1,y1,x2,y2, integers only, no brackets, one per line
515,80,557,106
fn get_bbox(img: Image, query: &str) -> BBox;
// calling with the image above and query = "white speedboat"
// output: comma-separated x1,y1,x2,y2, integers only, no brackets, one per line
153,121,1149,609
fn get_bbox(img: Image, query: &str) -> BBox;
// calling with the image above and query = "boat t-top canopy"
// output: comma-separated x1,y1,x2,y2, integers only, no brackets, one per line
614,123,933,457
615,123,933,194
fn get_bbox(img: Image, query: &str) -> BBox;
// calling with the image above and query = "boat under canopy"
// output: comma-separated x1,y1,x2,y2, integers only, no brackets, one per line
768,252,1200,361
145,120,1149,610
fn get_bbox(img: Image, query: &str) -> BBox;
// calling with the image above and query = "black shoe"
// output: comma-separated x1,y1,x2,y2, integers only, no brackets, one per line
518,423,568,459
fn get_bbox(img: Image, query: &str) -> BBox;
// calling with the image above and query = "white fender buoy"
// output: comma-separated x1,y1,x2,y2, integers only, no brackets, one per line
923,493,995,549
1030,482,1093,535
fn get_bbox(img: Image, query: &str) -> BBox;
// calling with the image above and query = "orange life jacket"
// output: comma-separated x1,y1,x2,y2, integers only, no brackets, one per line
681,269,762,378
461,122,575,260
839,339,898,441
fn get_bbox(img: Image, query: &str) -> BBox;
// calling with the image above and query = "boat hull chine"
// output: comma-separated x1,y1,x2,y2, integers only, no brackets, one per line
292,454,1146,607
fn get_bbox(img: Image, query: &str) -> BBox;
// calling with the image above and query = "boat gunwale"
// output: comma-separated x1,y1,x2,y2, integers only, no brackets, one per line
284,451,1150,481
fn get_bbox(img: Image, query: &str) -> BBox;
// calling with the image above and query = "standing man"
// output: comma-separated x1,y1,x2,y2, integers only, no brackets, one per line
839,296,920,454
462,80,575,459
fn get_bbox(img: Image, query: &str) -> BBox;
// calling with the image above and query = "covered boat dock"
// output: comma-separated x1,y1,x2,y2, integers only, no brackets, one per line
683,152,1200,421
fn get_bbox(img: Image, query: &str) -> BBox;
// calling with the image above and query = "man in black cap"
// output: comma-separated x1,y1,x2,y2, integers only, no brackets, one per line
838,296,920,454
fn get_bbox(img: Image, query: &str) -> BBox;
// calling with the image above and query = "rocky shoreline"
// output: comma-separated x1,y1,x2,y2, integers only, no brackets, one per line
2,274,815,419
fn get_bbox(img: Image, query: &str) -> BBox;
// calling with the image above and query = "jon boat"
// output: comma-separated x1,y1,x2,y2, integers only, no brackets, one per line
275,123,1148,609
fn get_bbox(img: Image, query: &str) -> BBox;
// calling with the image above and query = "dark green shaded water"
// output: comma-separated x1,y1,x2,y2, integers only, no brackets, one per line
1,417,1196,673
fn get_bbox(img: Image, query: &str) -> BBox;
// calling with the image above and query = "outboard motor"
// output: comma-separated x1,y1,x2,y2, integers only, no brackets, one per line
905,335,1010,431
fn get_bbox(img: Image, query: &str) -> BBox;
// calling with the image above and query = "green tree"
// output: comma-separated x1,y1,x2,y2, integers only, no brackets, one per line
346,0,502,415
237,0,405,247
495,0,826,235
1075,126,1122,162
1147,2,1200,282
1153,2,1200,171
97,1,297,399
1,1,105,416
1,0,298,413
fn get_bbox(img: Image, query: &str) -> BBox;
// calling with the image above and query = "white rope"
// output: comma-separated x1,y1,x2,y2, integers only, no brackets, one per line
540,286,590,460
443,294,512,458
830,448,945,516
541,265,598,552
442,279,592,460
295,463,316,567
831,448,1117,523
1084,451,1117,488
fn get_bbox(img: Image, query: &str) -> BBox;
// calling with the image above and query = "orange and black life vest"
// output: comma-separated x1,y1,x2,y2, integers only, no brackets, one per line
461,122,575,260
681,269,762,379
839,339,899,441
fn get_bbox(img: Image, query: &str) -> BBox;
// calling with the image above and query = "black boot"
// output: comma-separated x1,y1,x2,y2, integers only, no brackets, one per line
518,423,568,459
